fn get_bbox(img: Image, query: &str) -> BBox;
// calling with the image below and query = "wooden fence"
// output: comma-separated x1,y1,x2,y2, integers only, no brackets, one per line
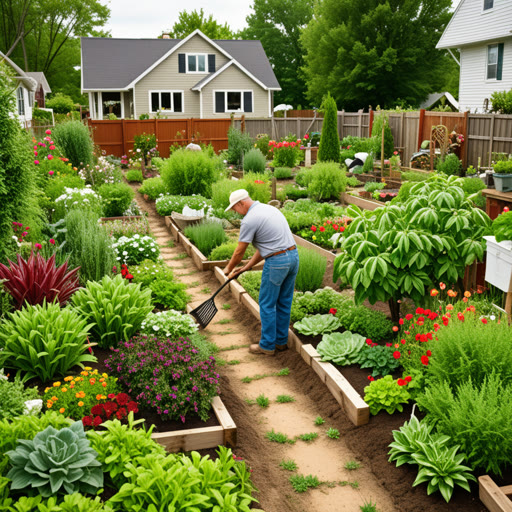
88,111,512,167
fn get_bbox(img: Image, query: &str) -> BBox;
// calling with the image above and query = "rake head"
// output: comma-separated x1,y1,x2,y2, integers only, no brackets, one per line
190,297,218,328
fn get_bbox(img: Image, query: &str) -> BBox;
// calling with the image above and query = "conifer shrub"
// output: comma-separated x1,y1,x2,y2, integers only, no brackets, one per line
371,113,394,159
318,93,340,163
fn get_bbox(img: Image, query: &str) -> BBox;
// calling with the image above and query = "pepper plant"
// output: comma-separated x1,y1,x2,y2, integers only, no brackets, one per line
333,175,491,321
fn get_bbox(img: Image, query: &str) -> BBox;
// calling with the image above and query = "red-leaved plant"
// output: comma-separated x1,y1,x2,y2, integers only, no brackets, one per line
0,252,80,308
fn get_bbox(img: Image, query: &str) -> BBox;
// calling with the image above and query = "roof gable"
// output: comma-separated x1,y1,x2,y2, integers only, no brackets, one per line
25,72,51,94
437,0,512,48
0,51,37,90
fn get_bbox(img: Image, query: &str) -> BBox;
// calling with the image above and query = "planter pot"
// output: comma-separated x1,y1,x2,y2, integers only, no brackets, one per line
484,235,512,292
493,173,512,192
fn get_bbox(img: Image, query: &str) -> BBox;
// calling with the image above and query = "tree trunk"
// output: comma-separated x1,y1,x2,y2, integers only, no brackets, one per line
388,298,400,324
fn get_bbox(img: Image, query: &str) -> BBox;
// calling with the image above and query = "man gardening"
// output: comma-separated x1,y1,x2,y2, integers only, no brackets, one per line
223,189,299,355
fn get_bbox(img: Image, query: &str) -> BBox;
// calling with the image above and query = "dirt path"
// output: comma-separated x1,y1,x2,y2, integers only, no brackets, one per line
132,192,401,512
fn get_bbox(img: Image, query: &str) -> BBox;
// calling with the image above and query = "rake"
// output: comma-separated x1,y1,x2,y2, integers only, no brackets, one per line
189,271,246,328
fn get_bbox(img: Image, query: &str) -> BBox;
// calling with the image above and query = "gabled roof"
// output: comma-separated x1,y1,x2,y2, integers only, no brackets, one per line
25,72,51,94
81,30,280,91
419,92,459,110
0,51,37,91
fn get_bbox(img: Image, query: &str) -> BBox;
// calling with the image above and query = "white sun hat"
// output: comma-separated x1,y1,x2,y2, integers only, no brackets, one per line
225,189,250,212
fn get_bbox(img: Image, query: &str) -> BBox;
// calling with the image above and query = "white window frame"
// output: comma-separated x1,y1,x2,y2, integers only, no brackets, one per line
16,87,25,116
148,90,184,114
186,53,208,74
213,89,253,113
483,0,494,12
486,44,499,81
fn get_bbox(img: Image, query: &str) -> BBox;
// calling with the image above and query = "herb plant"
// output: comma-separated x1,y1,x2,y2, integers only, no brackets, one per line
296,246,327,292
243,148,266,173
138,177,166,200
314,416,325,425
293,314,341,336
280,459,298,471
492,210,512,242
326,427,340,439
237,271,262,302
140,309,198,339
184,220,228,257
125,169,143,182
317,331,366,365
209,241,256,261
0,376,39,420
112,234,159,265
7,421,103,497
364,375,410,415
0,302,94,382
71,274,153,348
291,287,351,323
103,217,151,240
265,429,295,444
276,395,295,403
54,186,102,220
274,167,292,179
155,194,213,216
97,182,135,217
355,344,402,377
298,432,318,442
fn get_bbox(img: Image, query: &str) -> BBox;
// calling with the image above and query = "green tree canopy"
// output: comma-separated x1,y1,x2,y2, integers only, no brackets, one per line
163,9,239,39
301,0,457,111
241,0,315,108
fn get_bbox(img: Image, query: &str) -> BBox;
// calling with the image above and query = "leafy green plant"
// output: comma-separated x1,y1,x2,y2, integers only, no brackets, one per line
274,167,293,179
155,194,213,217
52,121,93,167
209,241,256,261
138,177,166,200
362,154,374,174
140,309,198,339
291,287,351,323
265,429,295,444
356,345,401,377
298,432,318,442
412,439,475,502
337,305,395,341
317,331,366,365
305,161,348,201
184,220,228,257
6,421,103,497
227,127,254,165
364,181,385,193
237,271,262,302
255,394,270,408
45,92,76,114
289,474,320,493
284,184,308,200
326,427,340,439
490,88,512,114
0,302,94,382
494,159,512,174
255,133,271,158
97,182,135,217
400,170,430,182
364,375,410,415
333,175,492,321
0,376,39,420
280,459,298,471
54,187,103,220
318,93,340,162
276,395,295,403
293,314,341,336
345,460,361,470
314,416,325,426
436,154,462,176
296,246,327,292
125,169,143,182
102,217,151,240
360,499,379,512
371,113,394,159
492,210,512,242
112,234,159,265
71,274,152,348
243,148,266,173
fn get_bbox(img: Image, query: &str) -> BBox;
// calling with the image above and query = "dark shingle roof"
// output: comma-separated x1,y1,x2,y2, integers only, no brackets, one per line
81,35,280,90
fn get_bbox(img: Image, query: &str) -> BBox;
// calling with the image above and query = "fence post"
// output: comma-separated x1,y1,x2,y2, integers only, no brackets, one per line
369,109,374,136
463,111,469,169
121,119,126,157
488,113,496,168
357,109,363,138
417,109,426,151
339,110,345,140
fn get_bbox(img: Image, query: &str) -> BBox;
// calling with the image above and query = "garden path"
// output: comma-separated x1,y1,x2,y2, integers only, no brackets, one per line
134,192,398,512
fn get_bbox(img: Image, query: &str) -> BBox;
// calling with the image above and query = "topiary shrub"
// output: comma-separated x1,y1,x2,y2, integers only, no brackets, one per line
125,169,143,183
318,93,340,163
243,148,266,173
371,113,394,159
97,182,135,217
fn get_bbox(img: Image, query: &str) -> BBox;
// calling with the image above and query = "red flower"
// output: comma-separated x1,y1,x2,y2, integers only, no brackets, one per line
329,308,337,315
93,416,103,426
116,407,127,420
311,226,317,232
126,274,134,280
127,401,139,413
116,393,130,406
365,339,373,345
481,318,488,324
392,326,399,332
108,393,116,399
393,351,401,359
426,350,432,357
82,416,93,427
419,334,428,343
399,318,404,325
404,376,412,383
415,308,424,315
457,312,465,322
400,339,406,344
319,226,325,232
91,404,104,416
421,355,429,365
405,314,413,321
367,376,375,381
397,378,406,386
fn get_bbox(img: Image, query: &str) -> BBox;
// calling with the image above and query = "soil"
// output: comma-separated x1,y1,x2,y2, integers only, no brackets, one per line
129,183,491,512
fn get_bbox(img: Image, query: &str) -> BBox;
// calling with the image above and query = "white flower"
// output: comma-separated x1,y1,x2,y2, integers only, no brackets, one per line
122,251,128,255
152,325,160,331
23,399,43,416
151,248,156,252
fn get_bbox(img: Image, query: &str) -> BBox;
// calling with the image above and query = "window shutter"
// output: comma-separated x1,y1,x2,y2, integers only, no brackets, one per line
178,54,186,73
208,54,216,72
243,91,253,113
215,92,225,113
497,43,504,80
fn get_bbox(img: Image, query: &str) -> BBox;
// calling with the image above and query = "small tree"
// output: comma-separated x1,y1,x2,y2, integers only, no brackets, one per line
317,93,340,163
371,113,394,159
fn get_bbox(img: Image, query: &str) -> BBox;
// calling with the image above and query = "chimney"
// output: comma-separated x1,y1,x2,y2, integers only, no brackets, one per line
162,33,170,39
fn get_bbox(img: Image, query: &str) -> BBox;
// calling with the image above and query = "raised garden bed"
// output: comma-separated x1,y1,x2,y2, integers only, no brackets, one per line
341,192,382,211
479,475,512,512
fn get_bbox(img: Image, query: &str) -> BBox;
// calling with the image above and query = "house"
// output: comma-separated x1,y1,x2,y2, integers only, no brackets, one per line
81,29,281,120
436,0,512,112
419,92,459,111
25,72,51,108
0,50,37,128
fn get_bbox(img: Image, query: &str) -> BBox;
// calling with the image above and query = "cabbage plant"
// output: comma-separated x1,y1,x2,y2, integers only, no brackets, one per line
316,331,365,365
293,314,341,336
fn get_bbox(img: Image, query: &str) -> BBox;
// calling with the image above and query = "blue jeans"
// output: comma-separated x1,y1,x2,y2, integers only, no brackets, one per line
258,249,299,351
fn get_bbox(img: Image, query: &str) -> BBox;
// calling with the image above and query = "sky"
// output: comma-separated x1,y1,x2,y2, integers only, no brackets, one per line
102,0,462,39
103,0,253,39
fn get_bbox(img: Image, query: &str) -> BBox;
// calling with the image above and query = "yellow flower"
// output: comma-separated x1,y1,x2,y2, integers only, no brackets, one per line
44,387,51,394
78,401,84,407
81,371,89,376
312,236,316,240
464,291,471,298
59,408,65,414
102,373,108,379
64,376,73,382
53,382,61,387
84,367,92,371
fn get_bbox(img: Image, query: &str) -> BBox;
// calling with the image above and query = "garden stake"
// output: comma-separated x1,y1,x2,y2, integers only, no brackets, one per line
190,271,246,328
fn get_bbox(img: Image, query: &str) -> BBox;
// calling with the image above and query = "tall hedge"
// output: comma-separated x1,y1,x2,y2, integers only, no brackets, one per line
0,64,39,262
317,93,340,163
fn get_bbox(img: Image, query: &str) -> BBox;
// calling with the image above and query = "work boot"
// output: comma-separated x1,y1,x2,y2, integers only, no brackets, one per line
249,344,275,355
276,344,288,351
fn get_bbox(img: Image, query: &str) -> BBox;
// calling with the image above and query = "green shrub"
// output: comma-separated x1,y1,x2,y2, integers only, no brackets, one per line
138,176,166,200
306,162,348,201
160,148,220,197
184,220,228,257
274,167,293,179
401,170,430,182
52,121,93,167
295,246,326,292
125,169,143,182
45,93,76,114
7,421,103,497
211,175,271,210
227,127,253,165
284,184,308,200
133,132,158,156
54,186,103,220
209,241,256,261
0,376,39,420
461,177,486,195
362,154,374,173
65,209,116,284
364,375,410,415
371,114,394,159
436,154,462,176
44,174,84,203
32,107,53,122
290,287,351,323
340,148,356,162
270,138,302,168
317,93,340,163
141,310,198,339
490,88,512,114
364,181,385,193
493,159,512,174
71,274,153,348
237,271,262,302
255,133,271,158
341,135,379,154
243,148,266,173
339,305,394,341
97,182,135,217
0,302,94,382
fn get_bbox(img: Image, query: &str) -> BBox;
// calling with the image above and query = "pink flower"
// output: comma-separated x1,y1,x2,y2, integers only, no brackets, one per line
45,129,52,135
22,231,28,237
34,243,42,250
34,160,39,165
47,155,53,160
34,151,38,156
48,171,54,176
49,239,55,245
49,145,55,150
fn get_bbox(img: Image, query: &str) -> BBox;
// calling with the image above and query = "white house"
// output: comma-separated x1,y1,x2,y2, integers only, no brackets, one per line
0,51,37,128
437,0,512,112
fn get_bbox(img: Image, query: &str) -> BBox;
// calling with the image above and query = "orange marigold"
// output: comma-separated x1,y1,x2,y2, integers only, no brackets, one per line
59,408,65,414
430,289,439,297
446,304,454,310
102,382,107,388
64,376,73,382
78,401,84,407
464,291,471,298
53,382,61,387
51,396,58,401
89,378,96,385
61,387,67,393
46,400,53,408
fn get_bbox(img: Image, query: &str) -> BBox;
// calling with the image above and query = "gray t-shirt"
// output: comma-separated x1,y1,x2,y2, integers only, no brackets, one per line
238,201,295,258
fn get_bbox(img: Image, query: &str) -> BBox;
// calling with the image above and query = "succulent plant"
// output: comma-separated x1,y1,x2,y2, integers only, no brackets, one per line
6,421,103,497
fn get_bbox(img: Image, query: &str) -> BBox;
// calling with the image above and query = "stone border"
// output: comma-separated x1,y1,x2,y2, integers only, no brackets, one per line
151,396,237,453
479,475,512,512
211,267,370,427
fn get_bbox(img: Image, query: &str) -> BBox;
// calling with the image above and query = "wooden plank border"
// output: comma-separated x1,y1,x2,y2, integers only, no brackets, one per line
341,192,382,211
479,475,512,512
292,234,337,264
151,396,237,453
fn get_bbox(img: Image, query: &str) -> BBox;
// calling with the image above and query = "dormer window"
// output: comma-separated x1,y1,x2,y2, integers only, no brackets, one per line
187,54,206,73
483,0,493,10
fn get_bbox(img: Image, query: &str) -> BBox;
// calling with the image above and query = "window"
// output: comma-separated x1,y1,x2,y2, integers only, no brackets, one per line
187,54,206,73
149,91,184,113
16,87,25,116
215,91,253,113
487,43,504,80
483,0,493,10
227,92,241,111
